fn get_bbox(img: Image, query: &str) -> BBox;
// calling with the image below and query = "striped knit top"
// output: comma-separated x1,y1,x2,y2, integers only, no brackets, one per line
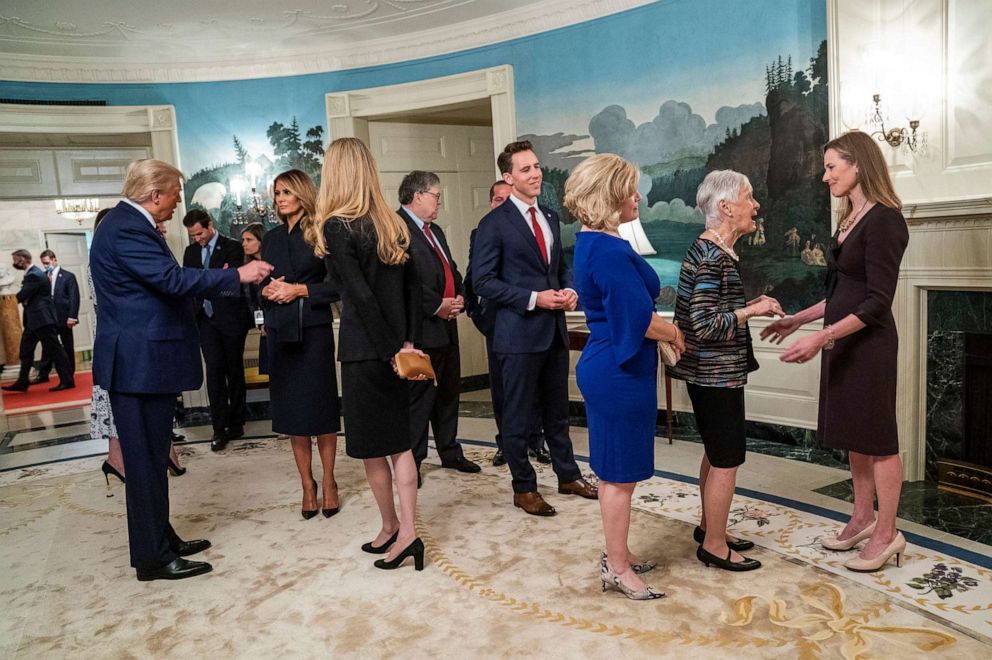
667,238,756,388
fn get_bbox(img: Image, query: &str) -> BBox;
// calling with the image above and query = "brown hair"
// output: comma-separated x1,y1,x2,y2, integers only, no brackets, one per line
39,249,56,260
823,131,902,220
497,140,534,175
11,249,31,262
314,138,410,265
182,208,212,229
240,223,266,263
273,169,319,247
564,154,640,232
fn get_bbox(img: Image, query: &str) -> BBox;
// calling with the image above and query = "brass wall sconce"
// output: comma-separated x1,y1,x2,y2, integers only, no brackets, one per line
869,93,925,153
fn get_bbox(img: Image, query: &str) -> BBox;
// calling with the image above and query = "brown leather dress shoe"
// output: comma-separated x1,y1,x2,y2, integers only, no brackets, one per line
513,491,556,516
558,478,599,499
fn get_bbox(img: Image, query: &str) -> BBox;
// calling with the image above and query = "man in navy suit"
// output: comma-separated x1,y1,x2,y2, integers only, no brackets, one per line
2,249,75,392
34,249,80,385
90,159,272,581
471,141,598,516
464,181,550,467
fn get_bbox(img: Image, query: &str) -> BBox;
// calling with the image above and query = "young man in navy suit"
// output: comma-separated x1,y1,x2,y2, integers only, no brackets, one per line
90,159,272,581
470,141,598,516
2,249,75,392
34,249,80,385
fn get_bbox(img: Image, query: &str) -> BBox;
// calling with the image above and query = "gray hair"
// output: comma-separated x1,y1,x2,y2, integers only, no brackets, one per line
398,170,441,205
696,169,752,229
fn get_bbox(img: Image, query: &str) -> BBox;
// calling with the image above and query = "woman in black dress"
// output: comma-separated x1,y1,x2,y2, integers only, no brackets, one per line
260,170,340,520
763,131,909,572
314,137,428,571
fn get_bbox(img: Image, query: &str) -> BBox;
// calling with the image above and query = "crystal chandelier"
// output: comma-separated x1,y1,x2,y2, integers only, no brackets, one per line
54,198,100,225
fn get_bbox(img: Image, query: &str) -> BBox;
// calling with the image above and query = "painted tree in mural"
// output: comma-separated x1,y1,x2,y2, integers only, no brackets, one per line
267,118,323,180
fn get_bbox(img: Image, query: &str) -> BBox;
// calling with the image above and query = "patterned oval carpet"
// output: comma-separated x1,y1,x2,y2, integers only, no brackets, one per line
1,438,989,658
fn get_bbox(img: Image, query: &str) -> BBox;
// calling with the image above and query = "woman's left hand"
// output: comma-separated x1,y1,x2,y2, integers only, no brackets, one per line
262,277,301,304
392,343,430,381
780,333,826,364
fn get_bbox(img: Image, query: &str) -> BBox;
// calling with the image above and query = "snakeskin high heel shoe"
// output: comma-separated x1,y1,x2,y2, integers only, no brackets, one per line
600,552,664,600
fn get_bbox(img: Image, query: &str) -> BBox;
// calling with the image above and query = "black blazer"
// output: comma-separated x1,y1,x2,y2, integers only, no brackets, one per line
470,199,572,354
324,217,421,362
464,227,495,337
50,268,80,323
182,233,252,335
258,220,339,342
16,265,58,331
398,208,463,349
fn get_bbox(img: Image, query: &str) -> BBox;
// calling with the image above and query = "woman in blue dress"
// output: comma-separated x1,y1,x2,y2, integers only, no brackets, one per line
566,154,684,600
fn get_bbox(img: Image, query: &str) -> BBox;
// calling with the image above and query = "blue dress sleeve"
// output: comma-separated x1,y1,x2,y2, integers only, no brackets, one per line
593,245,655,367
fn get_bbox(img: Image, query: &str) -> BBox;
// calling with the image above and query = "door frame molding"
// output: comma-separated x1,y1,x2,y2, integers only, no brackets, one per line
325,64,516,175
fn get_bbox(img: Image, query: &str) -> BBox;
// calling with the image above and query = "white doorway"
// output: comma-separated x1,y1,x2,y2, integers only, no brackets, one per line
43,231,94,353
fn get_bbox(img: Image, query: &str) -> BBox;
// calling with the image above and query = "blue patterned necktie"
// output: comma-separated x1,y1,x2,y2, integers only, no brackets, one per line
202,243,214,317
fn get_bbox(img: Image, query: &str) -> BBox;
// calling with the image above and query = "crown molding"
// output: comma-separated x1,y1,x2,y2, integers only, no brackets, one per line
0,0,655,84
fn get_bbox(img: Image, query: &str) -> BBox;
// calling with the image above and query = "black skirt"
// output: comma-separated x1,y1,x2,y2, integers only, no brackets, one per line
686,383,747,469
267,324,340,436
341,360,410,459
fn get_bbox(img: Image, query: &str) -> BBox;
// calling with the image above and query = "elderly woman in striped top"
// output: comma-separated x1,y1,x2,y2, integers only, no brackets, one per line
667,170,783,572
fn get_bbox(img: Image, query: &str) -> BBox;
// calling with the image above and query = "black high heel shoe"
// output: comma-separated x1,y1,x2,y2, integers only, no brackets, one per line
101,461,125,485
693,525,754,551
362,530,399,554
373,537,424,571
322,480,339,518
167,458,187,477
302,479,318,520
696,545,761,572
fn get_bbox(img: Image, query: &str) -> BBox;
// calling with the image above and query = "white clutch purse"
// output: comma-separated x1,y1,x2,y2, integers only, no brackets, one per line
658,341,679,367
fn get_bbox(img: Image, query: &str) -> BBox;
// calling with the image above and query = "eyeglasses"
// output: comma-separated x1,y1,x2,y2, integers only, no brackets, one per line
421,190,442,203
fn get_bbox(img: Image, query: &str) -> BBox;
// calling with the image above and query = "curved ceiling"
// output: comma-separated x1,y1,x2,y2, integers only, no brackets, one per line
0,0,653,83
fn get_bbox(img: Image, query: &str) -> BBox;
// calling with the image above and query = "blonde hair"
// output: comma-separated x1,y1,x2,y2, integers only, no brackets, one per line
274,169,319,247
314,138,409,265
121,159,184,203
563,153,640,232
824,131,902,220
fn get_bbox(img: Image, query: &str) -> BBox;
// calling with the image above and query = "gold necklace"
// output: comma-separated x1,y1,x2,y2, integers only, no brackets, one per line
709,229,739,261
839,199,870,233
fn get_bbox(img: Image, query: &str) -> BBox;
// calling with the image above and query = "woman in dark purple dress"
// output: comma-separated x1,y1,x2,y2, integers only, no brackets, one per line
763,131,909,572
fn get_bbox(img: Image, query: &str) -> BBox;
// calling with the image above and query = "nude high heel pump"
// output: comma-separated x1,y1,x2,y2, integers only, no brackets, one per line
821,520,876,551
844,532,906,572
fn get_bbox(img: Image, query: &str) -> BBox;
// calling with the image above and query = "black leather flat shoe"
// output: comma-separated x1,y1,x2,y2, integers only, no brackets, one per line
361,530,399,554
374,537,424,571
171,538,211,557
693,525,754,551
136,557,212,582
696,545,761,572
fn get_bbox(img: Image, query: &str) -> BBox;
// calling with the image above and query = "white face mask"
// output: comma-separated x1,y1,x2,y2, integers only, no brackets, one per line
43,264,54,272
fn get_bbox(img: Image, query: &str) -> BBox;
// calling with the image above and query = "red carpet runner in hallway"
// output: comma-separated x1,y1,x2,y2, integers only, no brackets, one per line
1,371,92,414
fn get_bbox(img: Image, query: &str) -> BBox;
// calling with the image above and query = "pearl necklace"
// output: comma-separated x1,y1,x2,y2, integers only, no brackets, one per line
709,229,739,261
839,199,871,233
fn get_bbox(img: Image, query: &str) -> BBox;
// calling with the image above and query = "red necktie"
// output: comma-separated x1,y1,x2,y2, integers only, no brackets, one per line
528,207,549,265
423,223,455,299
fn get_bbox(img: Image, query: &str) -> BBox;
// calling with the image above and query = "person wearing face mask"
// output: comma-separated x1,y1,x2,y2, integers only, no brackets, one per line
568,154,684,601
33,250,80,386
668,169,784,573
763,131,910,573
260,169,341,521
2,249,75,392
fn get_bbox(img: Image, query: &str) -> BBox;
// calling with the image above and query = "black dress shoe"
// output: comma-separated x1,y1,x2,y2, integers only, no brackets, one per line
696,545,761,572
171,432,186,442
136,557,213,581
30,376,50,385
2,382,28,392
226,427,244,441
492,449,506,467
49,381,76,391
693,525,754,551
171,538,211,557
529,447,552,464
210,434,228,451
361,530,399,554
441,455,482,473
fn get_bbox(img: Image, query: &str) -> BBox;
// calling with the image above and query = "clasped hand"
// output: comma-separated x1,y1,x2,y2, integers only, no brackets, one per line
437,295,465,320
536,289,578,311
261,276,302,304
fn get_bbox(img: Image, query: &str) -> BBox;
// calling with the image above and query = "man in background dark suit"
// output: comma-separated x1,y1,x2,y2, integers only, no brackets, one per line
90,159,271,581
34,249,80,384
182,209,252,451
471,141,597,516
2,249,75,392
464,181,550,467
398,170,481,485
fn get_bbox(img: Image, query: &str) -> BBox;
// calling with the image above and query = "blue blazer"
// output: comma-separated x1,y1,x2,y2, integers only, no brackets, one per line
51,268,80,323
16,265,59,330
89,201,240,394
470,199,572,354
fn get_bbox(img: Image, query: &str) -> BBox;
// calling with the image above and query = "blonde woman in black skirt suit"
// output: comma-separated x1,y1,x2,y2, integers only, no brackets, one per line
260,169,340,520
313,138,428,572
763,131,909,572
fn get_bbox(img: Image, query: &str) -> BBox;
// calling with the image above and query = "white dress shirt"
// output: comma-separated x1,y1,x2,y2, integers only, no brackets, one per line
507,193,575,311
